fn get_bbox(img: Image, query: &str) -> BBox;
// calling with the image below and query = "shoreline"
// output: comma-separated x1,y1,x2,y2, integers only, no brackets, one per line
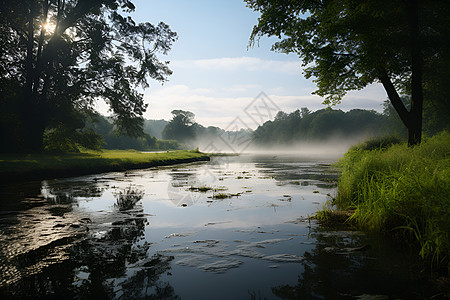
0,150,210,183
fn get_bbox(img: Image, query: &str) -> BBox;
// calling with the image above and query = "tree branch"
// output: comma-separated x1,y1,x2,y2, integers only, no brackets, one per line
378,70,410,128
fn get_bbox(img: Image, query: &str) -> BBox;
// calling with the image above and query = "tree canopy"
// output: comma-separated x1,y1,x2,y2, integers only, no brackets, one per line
0,0,177,152
246,0,450,145
162,110,197,143
252,108,392,145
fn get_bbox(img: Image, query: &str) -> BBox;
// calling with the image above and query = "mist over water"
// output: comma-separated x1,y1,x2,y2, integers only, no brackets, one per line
195,134,364,160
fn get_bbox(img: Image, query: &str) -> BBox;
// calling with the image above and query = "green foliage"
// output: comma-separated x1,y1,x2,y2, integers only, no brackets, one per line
0,0,177,152
253,108,393,145
349,136,403,152
162,110,196,143
43,124,104,153
84,115,181,151
246,0,450,145
335,132,450,268
154,139,182,151
143,119,169,139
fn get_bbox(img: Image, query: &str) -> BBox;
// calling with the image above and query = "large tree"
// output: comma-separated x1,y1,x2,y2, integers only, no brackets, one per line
246,0,450,145
0,0,177,152
162,110,196,143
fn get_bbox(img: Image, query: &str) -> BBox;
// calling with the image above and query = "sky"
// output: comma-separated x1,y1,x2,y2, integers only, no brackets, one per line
100,0,388,129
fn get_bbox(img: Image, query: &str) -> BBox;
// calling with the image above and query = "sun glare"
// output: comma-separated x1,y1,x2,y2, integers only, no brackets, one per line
42,21,56,33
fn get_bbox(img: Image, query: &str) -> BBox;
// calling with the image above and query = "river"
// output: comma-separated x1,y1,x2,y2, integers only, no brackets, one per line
0,154,438,299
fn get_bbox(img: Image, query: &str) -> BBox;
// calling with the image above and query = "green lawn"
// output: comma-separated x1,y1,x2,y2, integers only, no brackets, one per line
0,149,210,181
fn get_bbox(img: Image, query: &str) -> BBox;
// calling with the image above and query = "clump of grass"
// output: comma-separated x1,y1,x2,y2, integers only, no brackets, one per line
115,186,144,211
189,186,213,192
212,193,230,199
350,135,403,151
333,132,450,269
209,191,241,200
315,209,355,227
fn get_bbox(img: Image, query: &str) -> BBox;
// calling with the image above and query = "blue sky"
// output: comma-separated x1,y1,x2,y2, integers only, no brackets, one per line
110,0,388,129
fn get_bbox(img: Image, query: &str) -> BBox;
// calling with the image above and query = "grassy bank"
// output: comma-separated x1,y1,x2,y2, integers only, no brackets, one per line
0,149,210,182
322,132,449,270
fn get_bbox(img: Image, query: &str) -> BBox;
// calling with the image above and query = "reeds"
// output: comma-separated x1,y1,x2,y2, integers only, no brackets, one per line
334,132,449,269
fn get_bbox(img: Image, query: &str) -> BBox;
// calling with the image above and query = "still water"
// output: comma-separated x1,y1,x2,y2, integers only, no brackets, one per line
0,155,437,299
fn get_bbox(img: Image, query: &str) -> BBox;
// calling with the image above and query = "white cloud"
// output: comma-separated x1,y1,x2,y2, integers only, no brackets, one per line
144,84,256,128
143,82,387,130
172,57,302,75
221,84,262,93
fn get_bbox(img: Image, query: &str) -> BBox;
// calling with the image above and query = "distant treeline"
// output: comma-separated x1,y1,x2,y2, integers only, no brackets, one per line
84,116,180,151
253,106,402,145
47,101,444,152
159,110,251,151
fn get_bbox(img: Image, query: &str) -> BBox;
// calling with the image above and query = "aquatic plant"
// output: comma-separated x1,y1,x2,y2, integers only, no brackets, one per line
115,186,144,211
212,193,230,199
189,186,213,192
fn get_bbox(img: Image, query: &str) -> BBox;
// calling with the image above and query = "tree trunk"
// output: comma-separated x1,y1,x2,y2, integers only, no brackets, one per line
407,0,423,146
378,0,423,147
22,117,46,153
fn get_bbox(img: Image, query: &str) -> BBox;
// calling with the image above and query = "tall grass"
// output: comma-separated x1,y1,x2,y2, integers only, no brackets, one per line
334,132,449,269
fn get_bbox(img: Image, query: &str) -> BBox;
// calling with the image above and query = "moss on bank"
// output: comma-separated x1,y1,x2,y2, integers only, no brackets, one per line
322,132,449,270
0,149,210,182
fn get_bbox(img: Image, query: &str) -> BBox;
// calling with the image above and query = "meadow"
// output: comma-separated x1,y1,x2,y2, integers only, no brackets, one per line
0,149,210,182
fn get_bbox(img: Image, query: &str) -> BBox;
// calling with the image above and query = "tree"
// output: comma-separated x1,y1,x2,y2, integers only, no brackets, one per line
246,0,450,145
162,110,196,143
0,0,177,152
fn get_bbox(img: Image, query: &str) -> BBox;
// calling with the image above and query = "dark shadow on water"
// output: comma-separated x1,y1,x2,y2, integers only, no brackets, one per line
271,226,439,299
0,185,178,299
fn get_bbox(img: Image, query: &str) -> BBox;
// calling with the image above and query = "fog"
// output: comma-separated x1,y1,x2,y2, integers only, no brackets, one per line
194,134,368,160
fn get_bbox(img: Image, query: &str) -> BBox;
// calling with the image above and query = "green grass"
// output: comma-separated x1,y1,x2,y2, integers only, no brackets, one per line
0,149,210,181
330,132,450,270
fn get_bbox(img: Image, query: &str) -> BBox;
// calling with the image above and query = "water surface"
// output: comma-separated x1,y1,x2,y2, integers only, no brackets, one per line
0,155,437,299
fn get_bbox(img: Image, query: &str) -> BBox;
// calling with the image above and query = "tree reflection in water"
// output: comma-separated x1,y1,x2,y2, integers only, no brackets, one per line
0,185,178,299
272,226,437,299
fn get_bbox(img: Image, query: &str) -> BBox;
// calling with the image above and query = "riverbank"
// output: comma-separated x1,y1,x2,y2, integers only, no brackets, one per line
318,132,449,272
0,149,210,182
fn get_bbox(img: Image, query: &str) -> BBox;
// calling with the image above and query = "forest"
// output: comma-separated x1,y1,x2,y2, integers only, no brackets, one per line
252,99,448,146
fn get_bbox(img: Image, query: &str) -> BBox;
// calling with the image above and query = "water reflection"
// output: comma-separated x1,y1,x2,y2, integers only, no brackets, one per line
0,184,177,299
252,155,338,188
272,226,437,299
0,155,441,299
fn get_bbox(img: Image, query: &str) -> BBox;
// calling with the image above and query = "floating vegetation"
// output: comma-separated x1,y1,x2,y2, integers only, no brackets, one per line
115,186,144,211
209,192,241,200
189,186,213,192
212,193,230,199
